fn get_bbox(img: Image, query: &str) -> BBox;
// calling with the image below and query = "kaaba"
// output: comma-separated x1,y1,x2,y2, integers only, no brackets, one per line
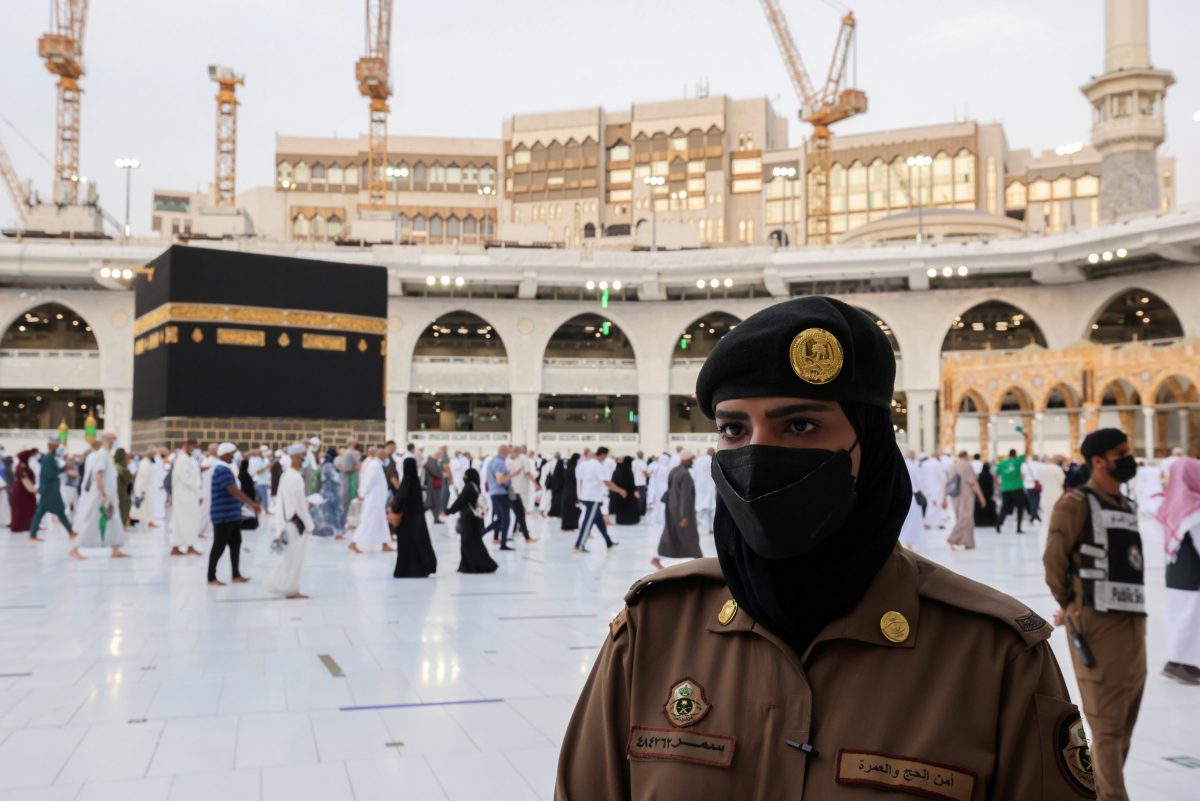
131,246,387,449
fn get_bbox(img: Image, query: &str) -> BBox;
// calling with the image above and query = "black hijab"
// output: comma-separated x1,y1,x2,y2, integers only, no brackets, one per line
612,456,635,492
399,457,422,505
714,400,912,655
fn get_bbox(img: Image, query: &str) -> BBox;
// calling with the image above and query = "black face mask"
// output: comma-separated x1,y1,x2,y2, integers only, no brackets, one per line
1108,454,1138,483
712,442,857,560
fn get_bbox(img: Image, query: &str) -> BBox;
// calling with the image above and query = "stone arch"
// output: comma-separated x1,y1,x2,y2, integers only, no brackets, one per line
542,312,638,363
941,299,1047,352
1085,287,1184,344
958,388,989,414
411,309,507,360
994,385,1035,414
1153,374,1198,405
670,311,741,362
0,302,99,350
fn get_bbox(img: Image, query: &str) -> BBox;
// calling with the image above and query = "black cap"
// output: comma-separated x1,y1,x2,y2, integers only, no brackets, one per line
1081,428,1128,461
696,296,895,418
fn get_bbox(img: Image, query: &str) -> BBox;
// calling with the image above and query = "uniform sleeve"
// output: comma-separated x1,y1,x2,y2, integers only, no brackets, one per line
992,640,1096,799
1043,494,1084,609
555,613,633,801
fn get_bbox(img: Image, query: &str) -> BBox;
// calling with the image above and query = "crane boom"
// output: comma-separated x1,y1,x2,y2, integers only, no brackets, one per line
209,65,245,207
38,0,88,205
0,136,31,227
356,0,395,208
758,1,866,245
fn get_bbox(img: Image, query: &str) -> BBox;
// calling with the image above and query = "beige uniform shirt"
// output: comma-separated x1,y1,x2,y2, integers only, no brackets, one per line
556,548,1095,800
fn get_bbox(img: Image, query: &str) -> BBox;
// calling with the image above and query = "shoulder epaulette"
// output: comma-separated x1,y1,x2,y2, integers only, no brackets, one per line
623,557,724,606
914,555,1051,648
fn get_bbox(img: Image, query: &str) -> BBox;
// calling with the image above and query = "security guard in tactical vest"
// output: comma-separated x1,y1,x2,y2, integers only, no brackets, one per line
556,297,1094,801
1044,428,1146,801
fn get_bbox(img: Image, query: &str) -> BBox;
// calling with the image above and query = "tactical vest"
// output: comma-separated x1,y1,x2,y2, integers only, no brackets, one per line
1076,488,1146,615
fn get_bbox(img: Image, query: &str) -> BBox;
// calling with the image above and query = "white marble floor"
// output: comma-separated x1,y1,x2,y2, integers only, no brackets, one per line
0,512,1197,800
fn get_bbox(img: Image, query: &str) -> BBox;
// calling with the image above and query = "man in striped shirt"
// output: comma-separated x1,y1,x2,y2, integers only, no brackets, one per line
208,442,262,586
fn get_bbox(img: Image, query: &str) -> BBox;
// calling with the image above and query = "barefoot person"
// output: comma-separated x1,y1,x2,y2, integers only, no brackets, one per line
70,432,130,560
266,444,315,599
651,449,701,570
27,437,77,543
350,446,392,553
170,439,204,556
207,442,262,586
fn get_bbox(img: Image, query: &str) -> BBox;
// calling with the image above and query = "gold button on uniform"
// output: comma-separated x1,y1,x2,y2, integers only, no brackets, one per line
718,599,738,626
880,610,910,643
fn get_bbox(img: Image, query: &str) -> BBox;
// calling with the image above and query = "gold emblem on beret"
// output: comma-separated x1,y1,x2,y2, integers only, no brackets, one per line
880,611,910,643
663,678,711,728
717,599,738,626
789,328,843,385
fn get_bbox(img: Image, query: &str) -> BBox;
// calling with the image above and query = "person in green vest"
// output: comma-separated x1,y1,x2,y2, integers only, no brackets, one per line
995,448,1029,534
27,437,77,543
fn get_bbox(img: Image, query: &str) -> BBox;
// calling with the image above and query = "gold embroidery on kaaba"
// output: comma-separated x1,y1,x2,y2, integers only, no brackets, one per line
191,327,204,343
134,303,386,336
216,328,265,347
302,333,347,352
164,326,179,344
277,332,291,347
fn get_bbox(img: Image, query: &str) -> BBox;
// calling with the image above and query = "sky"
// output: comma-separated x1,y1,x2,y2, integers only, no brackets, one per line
1,0,1197,234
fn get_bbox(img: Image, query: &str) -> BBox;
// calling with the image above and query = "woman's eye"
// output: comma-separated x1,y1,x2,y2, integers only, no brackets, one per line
716,423,745,439
789,419,817,434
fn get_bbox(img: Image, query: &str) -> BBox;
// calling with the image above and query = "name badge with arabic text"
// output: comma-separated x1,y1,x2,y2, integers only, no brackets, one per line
627,726,735,769
836,750,975,801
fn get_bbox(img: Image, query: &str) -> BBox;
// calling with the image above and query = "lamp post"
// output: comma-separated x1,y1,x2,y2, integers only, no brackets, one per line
279,179,295,241
643,175,665,251
1055,142,1082,230
906,154,932,245
385,165,409,244
771,165,798,246
114,159,140,239
477,185,495,245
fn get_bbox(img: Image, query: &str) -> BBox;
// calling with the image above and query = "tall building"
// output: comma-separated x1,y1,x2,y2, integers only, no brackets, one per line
1081,0,1174,221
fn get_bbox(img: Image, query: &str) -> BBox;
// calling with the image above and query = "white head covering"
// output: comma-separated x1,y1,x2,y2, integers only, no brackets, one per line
288,443,308,456
260,444,269,452
680,449,695,461
308,436,320,447
217,442,237,457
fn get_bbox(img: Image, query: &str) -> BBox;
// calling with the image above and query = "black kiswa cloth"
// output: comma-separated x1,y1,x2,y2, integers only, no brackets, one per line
714,401,912,655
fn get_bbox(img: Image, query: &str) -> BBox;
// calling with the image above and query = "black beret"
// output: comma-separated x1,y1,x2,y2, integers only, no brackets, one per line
696,296,895,418
1081,428,1128,460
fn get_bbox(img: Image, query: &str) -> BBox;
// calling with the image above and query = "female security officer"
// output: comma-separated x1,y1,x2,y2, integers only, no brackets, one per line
556,296,1095,800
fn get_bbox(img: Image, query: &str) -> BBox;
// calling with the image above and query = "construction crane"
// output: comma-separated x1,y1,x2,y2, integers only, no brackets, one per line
759,0,866,244
38,0,89,205
209,65,245,207
356,0,394,207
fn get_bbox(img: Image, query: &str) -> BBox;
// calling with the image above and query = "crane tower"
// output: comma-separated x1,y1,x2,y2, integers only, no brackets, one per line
38,0,89,205
209,65,245,207
356,0,395,208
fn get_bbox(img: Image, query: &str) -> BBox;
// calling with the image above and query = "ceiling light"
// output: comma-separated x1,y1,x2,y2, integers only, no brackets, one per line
942,266,953,277
1087,253,1100,264
696,279,706,288
1135,310,1144,317
99,267,112,278
425,275,436,285
926,268,937,278
1116,247,1128,258
957,265,968,276
585,280,595,290
440,275,451,286
1140,296,1149,304
723,278,733,288
1101,251,1113,261
454,276,464,287
612,280,622,290
709,279,719,288
599,281,608,290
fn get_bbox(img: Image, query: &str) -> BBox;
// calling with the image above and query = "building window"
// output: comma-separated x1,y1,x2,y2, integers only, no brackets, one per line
327,216,343,238
608,168,632,185
609,143,631,162
413,214,426,233
311,164,327,182
464,216,478,236
430,163,445,187
1075,175,1099,197
731,156,762,175
738,218,755,243
344,165,359,187
311,216,327,238
294,162,311,183
513,149,530,166
953,149,975,203
608,188,632,203
1028,179,1051,202
481,165,496,185
731,178,761,194
447,216,461,240
931,152,953,205
446,164,462,188
464,165,478,184
847,161,867,213
413,162,427,186
1005,181,1027,210
328,165,344,187
292,215,307,238
429,215,444,239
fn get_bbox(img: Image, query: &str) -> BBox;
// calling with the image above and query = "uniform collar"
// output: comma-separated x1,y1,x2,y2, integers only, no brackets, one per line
1085,478,1129,509
705,546,920,654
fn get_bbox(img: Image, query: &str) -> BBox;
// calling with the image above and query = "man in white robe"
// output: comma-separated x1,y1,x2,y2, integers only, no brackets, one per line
350,447,393,553
267,444,316,598
648,452,672,529
151,449,168,519
691,448,717,535
199,444,218,538
129,445,159,528
899,450,924,549
919,453,947,529
69,432,129,560
170,439,204,556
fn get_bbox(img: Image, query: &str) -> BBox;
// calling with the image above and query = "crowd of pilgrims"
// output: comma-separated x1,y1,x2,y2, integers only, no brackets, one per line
0,436,718,588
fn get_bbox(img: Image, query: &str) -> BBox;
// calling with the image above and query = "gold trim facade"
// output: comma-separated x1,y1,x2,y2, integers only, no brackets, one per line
302,333,346,352
133,302,387,337
216,328,266,347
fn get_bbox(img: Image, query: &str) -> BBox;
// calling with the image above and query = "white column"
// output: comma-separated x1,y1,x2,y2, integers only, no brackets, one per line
905,389,937,454
1179,408,1190,454
988,414,1000,461
638,392,670,456
104,387,133,451
510,391,539,449
387,390,408,443
1035,412,1046,456
1142,405,1156,459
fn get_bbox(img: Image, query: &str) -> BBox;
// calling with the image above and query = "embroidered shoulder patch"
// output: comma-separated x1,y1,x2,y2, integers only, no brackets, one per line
1016,610,1047,632
836,750,975,801
1056,713,1097,797
627,726,734,768
662,677,710,728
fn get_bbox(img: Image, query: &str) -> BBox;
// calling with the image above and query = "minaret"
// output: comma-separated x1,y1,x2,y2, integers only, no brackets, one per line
1080,0,1174,221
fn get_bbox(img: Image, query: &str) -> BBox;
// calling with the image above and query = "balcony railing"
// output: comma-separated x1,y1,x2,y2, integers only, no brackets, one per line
0,349,100,360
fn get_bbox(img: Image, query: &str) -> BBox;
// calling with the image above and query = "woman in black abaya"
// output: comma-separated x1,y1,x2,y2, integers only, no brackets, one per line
610,456,641,525
447,467,498,574
560,453,582,531
392,457,437,578
974,461,997,527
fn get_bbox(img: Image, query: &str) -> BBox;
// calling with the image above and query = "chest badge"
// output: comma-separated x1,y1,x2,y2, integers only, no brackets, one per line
718,599,738,626
880,610,910,643
1127,544,1143,571
789,328,843,385
664,678,711,728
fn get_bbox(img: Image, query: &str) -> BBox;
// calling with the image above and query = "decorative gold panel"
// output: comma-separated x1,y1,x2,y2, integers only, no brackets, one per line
302,333,346,352
216,328,266,347
133,303,385,336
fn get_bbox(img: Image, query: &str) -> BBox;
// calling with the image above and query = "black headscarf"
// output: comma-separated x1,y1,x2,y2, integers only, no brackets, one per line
714,400,912,655
611,456,635,493
398,457,422,505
